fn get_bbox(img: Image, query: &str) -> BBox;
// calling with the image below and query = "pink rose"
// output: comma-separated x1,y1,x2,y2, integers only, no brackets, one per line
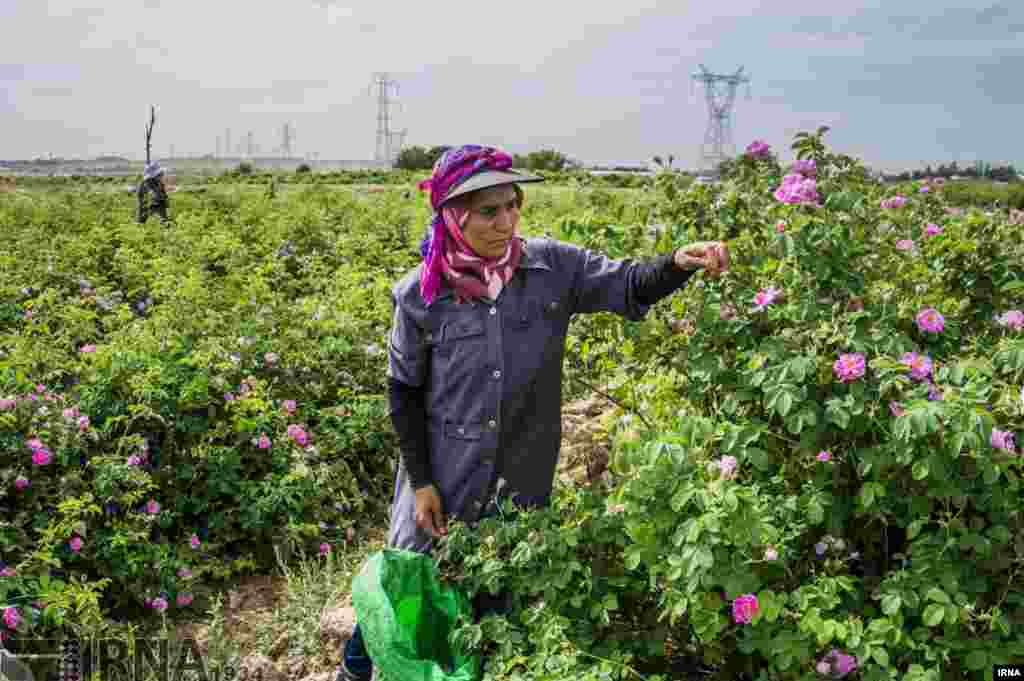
732,594,759,624
69,536,84,552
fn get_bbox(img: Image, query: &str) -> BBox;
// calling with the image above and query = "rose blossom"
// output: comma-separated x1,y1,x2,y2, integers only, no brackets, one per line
746,140,770,158
69,536,83,552
257,434,271,449
916,308,945,333
319,542,331,557
146,499,160,515
816,450,832,462
3,607,20,630
283,399,297,414
752,287,781,311
732,594,759,624
775,220,786,233
996,310,1024,330
991,429,1017,453
15,476,29,490
896,239,916,251
190,534,201,549
833,353,865,383
900,352,933,381
924,223,943,236
717,455,738,479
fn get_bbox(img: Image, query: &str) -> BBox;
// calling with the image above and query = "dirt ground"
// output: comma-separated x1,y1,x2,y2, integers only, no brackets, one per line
166,394,620,681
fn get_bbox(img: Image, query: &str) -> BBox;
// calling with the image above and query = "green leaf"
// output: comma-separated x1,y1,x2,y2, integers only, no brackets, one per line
881,594,902,615
923,603,945,626
912,460,929,481
777,392,794,417
926,588,951,605
872,648,890,667
907,519,925,540
965,650,988,671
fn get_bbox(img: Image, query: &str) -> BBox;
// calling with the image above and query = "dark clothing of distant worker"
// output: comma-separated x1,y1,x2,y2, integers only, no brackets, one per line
137,176,169,224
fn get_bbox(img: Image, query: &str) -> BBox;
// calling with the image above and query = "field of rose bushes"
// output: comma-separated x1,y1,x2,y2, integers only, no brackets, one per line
2,128,1023,681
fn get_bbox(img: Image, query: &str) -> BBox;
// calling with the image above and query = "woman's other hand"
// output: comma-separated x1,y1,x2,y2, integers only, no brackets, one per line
414,484,447,537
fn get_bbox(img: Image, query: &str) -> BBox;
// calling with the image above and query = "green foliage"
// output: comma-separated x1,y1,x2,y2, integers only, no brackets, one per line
3,130,1024,678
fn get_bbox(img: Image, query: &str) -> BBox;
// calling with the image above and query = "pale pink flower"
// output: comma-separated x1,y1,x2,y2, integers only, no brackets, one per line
717,455,738,479
146,499,161,515
177,567,193,578
224,392,235,402
791,159,816,177
607,503,626,515
190,534,201,549
775,220,786,233
77,415,90,431
816,450,832,462
69,536,83,552
816,660,831,674
764,547,778,561
14,476,29,490
63,406,80,420
996,310,1024,330
732,594,759,624
924,223,943,236
26,437,44,450
283,399,297,414
150,597,168,612
257,434,271,450
176,593,194,607
916,308,945,333
896,239,916,251
753,287,781,311
80,344,97,353
991,429,1017,453
319,542,331,557
833,353,866,383
0,398,15,411
287,424,310,447
889,401,905,417
127,455,141,466
0,567,15,577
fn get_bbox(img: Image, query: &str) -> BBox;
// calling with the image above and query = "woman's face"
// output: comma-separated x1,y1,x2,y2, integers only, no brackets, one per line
456,184,521,259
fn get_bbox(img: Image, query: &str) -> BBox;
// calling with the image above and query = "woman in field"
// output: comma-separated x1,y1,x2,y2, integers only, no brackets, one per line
338,144,729,681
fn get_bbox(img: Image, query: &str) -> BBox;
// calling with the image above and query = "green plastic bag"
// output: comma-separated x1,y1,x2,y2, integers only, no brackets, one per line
351,549,481,681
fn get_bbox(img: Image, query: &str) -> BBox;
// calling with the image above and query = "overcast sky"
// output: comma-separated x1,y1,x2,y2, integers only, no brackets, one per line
2,1,1022,172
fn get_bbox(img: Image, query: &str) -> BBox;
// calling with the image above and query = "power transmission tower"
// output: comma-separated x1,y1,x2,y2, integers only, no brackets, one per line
225,129,232,158
690,65,752,175
367,72,407,164
246,131,255,158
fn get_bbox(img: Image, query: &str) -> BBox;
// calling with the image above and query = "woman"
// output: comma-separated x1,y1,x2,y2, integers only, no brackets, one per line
338,144,729,681
137,161,170,224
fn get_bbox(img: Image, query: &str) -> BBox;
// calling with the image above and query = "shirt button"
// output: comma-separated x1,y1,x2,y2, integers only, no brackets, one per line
488,419,497,429
492,370,501,379
489,307,497,316
548,301,559,311
457,427,466,435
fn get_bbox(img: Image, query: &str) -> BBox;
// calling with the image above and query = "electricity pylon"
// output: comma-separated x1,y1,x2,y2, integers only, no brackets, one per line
691,65,752,175
367,73,407,164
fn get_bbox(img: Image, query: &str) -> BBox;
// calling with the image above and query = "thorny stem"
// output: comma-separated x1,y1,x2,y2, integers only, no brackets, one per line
569,374,654,431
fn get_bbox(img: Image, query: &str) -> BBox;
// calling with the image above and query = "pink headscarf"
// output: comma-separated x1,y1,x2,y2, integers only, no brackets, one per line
417,145,521,306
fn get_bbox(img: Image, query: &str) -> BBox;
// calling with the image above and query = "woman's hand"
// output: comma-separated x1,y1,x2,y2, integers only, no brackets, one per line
674,241,730,278
414,484,447,538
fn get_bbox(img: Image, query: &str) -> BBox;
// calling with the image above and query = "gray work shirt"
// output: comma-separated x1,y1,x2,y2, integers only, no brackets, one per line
386,236,660,553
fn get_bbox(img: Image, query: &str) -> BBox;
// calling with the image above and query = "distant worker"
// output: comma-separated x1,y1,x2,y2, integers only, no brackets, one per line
137,161,170,224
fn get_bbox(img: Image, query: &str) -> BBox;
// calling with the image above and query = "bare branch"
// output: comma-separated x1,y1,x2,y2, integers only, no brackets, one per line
145,105,156,165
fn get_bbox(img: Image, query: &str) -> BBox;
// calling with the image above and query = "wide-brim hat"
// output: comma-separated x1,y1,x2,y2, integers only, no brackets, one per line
440,169,544,207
